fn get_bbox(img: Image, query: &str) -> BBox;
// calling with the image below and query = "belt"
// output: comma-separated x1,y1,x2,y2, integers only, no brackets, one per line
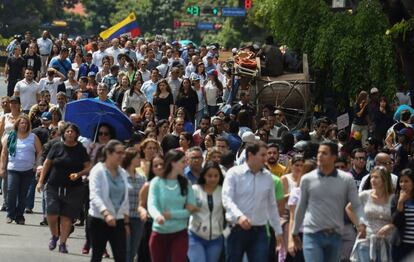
320,228,337,235
40,54,49,56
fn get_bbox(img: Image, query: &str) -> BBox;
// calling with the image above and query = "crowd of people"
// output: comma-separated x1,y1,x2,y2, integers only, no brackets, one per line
2,30,414,262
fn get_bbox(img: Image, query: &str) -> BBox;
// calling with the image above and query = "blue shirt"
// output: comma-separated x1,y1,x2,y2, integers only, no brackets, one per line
78,63,99,79
94,97,115,104
105,170,126,213
49,57,72,77
184,166,198,185
141,80,157,104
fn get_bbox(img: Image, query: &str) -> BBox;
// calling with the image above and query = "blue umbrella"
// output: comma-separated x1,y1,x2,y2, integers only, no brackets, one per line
64,99,132,141
393,104,414,121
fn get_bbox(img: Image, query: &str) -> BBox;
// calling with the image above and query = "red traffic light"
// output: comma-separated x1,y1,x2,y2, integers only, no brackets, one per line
173,20,181,28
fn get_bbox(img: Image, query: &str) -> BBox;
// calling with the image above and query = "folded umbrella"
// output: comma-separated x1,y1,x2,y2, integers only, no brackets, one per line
64,99,132,141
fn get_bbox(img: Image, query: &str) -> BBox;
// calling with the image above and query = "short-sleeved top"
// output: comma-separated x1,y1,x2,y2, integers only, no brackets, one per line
14,79,41,111
6,56,25,80
49,57,72,77
46,142,89,187
39,77,63,104
153,93,174,120
353,103,368,125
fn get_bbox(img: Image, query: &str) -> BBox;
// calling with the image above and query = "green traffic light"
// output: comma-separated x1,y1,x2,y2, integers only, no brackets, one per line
213,8,218,15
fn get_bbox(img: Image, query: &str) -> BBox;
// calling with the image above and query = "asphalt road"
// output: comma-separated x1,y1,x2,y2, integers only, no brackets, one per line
0,194,94,261
0,74,7,98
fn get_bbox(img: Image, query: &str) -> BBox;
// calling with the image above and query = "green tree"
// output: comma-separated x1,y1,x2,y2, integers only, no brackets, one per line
252,0,399,104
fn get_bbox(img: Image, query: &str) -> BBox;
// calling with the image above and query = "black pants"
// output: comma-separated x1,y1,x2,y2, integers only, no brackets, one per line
7,79,18,97
88,216,126,262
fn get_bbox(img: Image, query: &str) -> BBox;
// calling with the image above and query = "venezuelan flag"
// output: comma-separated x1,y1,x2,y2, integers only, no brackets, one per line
100,13,141,40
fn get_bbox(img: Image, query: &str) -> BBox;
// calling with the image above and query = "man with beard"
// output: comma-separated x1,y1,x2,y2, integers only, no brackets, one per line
266,143,287,177
193,116,210,146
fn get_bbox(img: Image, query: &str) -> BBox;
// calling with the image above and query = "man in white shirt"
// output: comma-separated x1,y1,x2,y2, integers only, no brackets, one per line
141,69,159,104
36,31,53,77
105,38,123,65
185,55,199,78
138,60,151,82
92,42,108,69
39,68,65,104
222,141,283,261
14,68,41,113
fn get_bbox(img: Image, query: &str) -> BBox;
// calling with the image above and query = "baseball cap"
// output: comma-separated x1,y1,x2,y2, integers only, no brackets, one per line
241,131,261,143
88,71,96,77
206,53,214,59
41,111,52,121
370,87,379,94
190,73,200,82
207,69,217,76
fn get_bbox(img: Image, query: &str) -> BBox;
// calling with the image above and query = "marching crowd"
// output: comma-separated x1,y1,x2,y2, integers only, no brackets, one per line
2,30,414,262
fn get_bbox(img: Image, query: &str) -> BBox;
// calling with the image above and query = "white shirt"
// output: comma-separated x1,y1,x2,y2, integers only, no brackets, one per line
14,79,41,110
92,50,109,69
222,163,283,235
205,80,218,106
39,77,63,104
36,37,53,55
105,46,123,64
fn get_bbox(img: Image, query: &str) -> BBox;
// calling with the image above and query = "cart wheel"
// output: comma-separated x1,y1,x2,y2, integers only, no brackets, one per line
255,81,308,130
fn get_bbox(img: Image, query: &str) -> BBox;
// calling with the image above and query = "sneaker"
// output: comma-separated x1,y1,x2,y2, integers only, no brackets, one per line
59,243,68,253
103,249,110,258
6,217,12,223
25,209,33,214
81,244,89,255
48,236,59,250
15,218,25,225
74,219,84,227
40,218,48,226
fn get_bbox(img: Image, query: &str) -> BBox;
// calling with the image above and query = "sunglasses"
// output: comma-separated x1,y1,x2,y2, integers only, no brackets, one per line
98,132,109,136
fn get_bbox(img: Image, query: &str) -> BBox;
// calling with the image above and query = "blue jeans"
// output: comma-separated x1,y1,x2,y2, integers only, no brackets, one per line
188,230,223,262
126,217,145,262
226,225,268,262
303,231,342,262
6,169,34,220
25,175,37,210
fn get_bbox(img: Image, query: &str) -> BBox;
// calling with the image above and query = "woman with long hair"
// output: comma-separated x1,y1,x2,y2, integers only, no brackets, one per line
175,78,198,123
122,75,146,114
88,140,130,262
188,161,225,262
122,148,146,262
195,62,207,85
147,150,196,262
138,154,164,262
201,133,216,159
1,115,42,224
204,69,223,116
35,123,90,253
280,155,305,262
110,75,131,109
347,166,395,261
175,107,195,133
372,96,394,143
49,106,62,129
153,79,174,121
0,96,23,138
351,90,370,147
29,99,50,129
392,168,414,261
156,119,170,144
287,159,317,262
177,132,193,153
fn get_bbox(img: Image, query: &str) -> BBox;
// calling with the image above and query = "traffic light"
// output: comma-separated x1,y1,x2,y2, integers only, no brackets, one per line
202,7,219,16
173,20,181,29
187,5,200,16
244,0,252,9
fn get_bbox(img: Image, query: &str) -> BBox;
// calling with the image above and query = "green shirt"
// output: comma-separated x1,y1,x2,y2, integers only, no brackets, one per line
148,177,195,233
272,175,284,201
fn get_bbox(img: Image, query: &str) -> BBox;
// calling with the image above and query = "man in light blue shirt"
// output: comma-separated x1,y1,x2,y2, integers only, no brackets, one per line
222,141,283,262
141,68,159,104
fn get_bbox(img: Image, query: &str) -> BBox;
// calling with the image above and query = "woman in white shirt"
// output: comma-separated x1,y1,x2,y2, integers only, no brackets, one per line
204,69,223,117
122,76,147,114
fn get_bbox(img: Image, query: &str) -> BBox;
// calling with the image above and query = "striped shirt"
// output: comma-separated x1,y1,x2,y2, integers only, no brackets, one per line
403,200,414,244
127,174,146,218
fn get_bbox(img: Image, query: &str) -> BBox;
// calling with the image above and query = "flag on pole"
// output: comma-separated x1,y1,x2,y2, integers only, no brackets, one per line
100,13,141,40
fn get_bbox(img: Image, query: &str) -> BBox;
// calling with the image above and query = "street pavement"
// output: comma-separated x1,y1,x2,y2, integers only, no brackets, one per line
0,74,107,261
0,194,95,261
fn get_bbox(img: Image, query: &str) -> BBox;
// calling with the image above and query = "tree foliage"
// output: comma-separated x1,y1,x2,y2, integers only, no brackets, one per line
252,0,400,103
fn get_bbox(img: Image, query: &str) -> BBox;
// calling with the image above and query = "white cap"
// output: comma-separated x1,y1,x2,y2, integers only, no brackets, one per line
241,131,261,143
231,48,238,53
370,87,379,94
